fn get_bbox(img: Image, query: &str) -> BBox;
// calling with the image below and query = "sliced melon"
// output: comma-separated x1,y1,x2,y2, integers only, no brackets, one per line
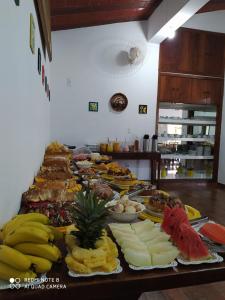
110,228,133,235
121,240,147,251
152,249,179,266
139,227,160,242
147,242,175,254
109,223,132,231
124,248,152,267
115,234,139,246
149,232,170,244
131,220,154,235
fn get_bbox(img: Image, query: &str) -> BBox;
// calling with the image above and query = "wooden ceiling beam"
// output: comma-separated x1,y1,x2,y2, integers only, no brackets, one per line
51,8,150,31
50,0,163,31
197,0,225,14
50,0,153,15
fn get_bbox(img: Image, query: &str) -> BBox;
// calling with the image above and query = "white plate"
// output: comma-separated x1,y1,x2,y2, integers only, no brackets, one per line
128,260,178,271
177,252,223,265
68,259,122,278
0,273,47,290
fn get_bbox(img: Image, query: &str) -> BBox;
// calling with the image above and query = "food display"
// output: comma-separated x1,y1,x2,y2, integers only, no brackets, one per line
92,183,114,200
36,168,73,181
0,213,62,281
94,155,112,164
107,196,145,222
162,206,210,261
78,167,97,176
73,153,90,161
109,220,179,268
107,162,131,176
65,191,119,275
145,190,184,213
23,179,81,203
112,177,139,188
76,160,93,169
45,141,72,155
20,142,82,226
2,140,222,286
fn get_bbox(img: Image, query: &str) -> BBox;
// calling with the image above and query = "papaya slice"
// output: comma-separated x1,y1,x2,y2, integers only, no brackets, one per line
200,223,225,245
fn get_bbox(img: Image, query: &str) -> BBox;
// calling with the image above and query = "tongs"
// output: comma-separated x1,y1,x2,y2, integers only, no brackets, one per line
201,235,225,253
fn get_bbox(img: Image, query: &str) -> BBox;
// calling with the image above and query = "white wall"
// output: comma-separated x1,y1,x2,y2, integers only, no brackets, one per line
51,21,159,178
0,1,50,225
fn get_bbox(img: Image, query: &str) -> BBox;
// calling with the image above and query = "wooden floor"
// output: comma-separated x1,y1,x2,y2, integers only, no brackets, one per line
139,281,225,300
139,181,225,300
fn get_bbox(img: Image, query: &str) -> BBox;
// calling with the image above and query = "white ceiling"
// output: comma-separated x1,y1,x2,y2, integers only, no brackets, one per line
182,10,225,33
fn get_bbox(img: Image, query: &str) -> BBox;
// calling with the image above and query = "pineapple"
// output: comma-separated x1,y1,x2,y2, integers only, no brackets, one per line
65,190,118,274
71,190,109,249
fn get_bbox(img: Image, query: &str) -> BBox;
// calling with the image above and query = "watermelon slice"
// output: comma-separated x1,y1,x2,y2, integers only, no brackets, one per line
161,206,172,235
161,206,189,237
161,206,210,261
200,223,225,245
176,223,210,260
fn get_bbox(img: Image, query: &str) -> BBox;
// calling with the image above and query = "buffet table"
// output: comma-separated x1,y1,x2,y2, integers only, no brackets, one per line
2,183,225,300
100,152,161,188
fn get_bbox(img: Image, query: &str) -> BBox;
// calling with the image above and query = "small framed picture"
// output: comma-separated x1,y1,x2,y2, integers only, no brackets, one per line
38,48,41,75
45,76,47,92
139,105,148,114
89,102,98,112
42,65,45,85
30,13,35,54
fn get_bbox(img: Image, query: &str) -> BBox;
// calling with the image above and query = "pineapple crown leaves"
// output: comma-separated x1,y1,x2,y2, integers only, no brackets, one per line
71,190,109,249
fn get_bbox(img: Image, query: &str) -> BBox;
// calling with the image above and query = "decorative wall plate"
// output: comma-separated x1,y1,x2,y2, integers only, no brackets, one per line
110,93,128,112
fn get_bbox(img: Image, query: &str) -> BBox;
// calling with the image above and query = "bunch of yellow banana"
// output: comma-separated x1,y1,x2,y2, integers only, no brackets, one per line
65,233,118,274
0,213,63,281
0,245,36,281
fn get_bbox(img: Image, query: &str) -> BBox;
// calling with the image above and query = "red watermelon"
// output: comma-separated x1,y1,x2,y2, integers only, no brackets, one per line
177,223,210,260
161,206,210,260
161,206,188,238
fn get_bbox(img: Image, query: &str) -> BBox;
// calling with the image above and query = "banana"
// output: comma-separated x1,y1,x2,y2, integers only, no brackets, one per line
23,222,54,241
0,245,31,271
25,255,52,273
0,261,36,281
14,243,61,262
48,226,64,240
4,227,50,246
2,213,49,238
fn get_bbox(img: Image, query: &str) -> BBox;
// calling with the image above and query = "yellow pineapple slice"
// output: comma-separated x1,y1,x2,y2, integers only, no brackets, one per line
65,255,92,274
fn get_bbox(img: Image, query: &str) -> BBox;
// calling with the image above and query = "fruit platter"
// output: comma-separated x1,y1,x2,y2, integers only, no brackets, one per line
64,191,122,276
1,141,225,295
109,220,179,269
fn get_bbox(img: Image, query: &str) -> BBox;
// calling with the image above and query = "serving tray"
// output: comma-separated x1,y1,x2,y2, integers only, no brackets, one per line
128,260,178,271
68,259,122,278
177,252,223,265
